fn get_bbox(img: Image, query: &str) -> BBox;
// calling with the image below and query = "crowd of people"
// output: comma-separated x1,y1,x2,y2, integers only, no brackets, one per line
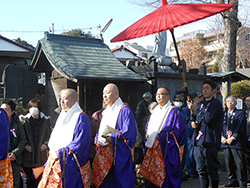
0,80,250,188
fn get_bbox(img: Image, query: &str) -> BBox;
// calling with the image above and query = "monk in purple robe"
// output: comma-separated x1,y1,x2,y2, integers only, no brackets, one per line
38,89,91,188
0,108,9,160
92,83,137,188
0,108,13,187
140,87,185,188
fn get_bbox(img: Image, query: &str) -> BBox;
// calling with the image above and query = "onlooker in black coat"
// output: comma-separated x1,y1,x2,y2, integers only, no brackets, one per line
1,99,26,188
20,99,51,188
135,92,152,146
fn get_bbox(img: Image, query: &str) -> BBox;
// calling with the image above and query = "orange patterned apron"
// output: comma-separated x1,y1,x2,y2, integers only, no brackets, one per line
69,150,90,188
139,138,166,187
170,131,184,164
92,131,134,188
39,153,90,188
38,156,63,188
92,143,113,188
0,158,13,188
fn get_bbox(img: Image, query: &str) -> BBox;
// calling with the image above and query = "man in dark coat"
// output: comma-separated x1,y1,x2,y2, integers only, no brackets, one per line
135,92,152,145
221,96,247,188
1,99,26,188
243,94,250,182
90,101,107,165
188,80,223,188
20,99,51,188
182,91,203,178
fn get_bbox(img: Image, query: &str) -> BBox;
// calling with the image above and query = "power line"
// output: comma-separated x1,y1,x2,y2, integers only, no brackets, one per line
0,30,58,33
0,26,99,33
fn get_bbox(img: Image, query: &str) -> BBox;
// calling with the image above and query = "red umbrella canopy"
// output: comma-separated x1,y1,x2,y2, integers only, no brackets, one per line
110,0,233,43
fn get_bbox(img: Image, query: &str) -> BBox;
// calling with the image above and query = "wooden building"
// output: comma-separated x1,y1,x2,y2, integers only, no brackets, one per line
0,35,35,97
30,32,148,116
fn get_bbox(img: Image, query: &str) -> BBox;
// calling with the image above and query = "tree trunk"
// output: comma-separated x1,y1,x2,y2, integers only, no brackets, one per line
216,0,240,72
216,0,240,100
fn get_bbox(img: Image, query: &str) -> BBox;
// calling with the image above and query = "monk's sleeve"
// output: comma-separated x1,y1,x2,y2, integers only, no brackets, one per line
111,106,136,188
58,113,91,167
113,106,137,149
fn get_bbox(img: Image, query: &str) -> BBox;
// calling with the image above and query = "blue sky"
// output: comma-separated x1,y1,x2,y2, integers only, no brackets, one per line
0,0,210,50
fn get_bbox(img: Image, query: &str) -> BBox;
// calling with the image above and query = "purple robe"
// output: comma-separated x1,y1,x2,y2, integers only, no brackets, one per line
99,105,137,188
0,109,9,160
58,112,91,188
145,107,185,188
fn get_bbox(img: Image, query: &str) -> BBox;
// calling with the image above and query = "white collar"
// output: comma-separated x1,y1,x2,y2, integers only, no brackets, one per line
98,97,123,146
48,102,82,159
145,100,172,148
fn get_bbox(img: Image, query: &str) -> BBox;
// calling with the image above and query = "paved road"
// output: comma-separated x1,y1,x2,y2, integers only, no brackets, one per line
136,171,250,187
181,171,250,188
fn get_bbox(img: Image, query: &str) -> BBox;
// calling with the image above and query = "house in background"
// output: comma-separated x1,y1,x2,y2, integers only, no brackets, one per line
0,35,35,97
169,27,250,71
236,68,250,78
30,32,148,116
123,42,152,60
111,45,143,65
169,29,224,67
236,27,250,68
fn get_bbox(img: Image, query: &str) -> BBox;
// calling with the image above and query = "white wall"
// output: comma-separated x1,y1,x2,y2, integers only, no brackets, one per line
0,39,28,52
113,50,136,59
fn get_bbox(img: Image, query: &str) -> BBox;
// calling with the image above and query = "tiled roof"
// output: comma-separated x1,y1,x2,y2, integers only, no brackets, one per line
207,71,249,82
30,32,147,82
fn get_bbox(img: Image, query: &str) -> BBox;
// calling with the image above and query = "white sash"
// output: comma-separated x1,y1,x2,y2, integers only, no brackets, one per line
98,97,123,146
145,100,173,148
48,102,82,159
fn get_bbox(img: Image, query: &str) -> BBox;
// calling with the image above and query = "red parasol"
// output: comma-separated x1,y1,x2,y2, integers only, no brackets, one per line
110,1,233,43
110,0,233,103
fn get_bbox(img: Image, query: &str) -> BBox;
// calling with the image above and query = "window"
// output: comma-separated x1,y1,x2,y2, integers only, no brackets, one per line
208,54,216,59
170,46,175,51
142,53,148,58
208,40,217,45
246,34,250,41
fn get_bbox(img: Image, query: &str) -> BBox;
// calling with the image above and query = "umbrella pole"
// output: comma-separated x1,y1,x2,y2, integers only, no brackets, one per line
170,31,192,103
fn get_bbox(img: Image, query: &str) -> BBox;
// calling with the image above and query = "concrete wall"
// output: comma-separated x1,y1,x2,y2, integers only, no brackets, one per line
157,73,210,103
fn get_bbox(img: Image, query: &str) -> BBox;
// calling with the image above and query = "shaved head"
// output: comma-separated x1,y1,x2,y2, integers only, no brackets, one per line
103,83,119,106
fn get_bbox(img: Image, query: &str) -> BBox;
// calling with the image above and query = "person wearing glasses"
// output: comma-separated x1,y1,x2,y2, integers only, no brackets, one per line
221,96,247,188
139,87,185,188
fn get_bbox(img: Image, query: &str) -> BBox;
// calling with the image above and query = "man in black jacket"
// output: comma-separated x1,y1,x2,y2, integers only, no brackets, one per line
243,94,250,182
1,99,26,188
135,92,152,145
188,80,223,188
221,96,247,188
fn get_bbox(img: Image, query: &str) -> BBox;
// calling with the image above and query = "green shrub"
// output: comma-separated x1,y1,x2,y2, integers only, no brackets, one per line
0,98,27,116
231,80,250,107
